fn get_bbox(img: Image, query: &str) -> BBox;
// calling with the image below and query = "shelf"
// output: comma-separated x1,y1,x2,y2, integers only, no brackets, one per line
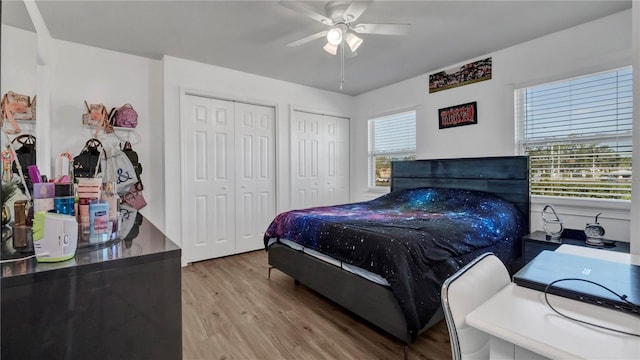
82,124,136,132
522,230,630,266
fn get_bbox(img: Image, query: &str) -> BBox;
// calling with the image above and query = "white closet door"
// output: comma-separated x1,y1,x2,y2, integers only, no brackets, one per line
291,111,323,210
324,116,350,206
183,95,236,263
234,102,276,253
291,110,350,209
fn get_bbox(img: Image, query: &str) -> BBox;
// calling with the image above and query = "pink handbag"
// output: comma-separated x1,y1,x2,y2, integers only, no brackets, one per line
121,182,147,210
113,104,138,128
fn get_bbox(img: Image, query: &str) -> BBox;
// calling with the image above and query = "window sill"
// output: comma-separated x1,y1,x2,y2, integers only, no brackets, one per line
530,196,631,242
531,195,631,211
367,187,391,194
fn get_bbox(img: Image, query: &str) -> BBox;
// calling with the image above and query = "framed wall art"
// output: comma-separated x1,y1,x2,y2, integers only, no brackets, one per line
438,101,477,129
429,57,492,93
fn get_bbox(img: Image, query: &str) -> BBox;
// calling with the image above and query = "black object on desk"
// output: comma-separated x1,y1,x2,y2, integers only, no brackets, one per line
522,230,631,266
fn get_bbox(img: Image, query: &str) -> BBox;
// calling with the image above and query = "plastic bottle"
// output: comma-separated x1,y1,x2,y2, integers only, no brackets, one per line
89,201,110,244
101,148,119,238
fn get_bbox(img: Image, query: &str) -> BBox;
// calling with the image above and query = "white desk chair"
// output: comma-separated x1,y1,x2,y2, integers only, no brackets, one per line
441,253,511,360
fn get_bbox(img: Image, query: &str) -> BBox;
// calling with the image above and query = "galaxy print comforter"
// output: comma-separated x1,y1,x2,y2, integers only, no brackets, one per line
263,187,526,341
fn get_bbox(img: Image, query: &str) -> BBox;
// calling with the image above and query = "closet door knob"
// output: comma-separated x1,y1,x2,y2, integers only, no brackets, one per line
241,185,247,189
222,186,227,190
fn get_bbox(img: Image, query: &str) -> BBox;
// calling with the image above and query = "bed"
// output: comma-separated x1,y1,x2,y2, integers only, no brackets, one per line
264,156,530,349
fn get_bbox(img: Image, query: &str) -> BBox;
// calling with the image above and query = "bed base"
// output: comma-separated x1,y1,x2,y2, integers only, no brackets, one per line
267,243,443,346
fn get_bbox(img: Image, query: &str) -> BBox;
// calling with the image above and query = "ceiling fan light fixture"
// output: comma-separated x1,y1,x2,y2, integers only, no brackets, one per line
345,32,363,52
326,27,343,46
323,42,338,55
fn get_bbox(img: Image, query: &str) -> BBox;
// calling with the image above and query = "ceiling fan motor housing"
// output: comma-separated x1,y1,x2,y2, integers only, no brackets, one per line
325,1,354,24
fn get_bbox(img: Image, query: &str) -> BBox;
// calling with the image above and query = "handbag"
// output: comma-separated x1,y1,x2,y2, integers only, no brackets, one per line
83,101,114,137
121,182,147,210
122,141,142,182
1,92,36,134
11,134,36,178
73,138,103,178
2,92,35,120
112,104,138,128
104,146,137,194
11,134,36,190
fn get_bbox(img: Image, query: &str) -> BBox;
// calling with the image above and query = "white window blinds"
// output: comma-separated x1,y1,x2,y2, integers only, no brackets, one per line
368,110,416,187
369,111,417,155
516,67,632,200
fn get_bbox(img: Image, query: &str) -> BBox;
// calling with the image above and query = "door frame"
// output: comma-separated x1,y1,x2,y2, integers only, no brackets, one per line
289,104,351,211
179,87,280,265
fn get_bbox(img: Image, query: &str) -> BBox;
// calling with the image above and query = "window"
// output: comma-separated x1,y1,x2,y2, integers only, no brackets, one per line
515,67,632,200
368,110,416,188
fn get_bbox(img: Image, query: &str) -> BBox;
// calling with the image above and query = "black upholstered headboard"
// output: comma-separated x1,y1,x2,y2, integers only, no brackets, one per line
391,156,530,231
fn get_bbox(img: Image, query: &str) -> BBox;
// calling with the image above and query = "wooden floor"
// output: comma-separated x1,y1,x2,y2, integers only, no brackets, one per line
182,250,452,360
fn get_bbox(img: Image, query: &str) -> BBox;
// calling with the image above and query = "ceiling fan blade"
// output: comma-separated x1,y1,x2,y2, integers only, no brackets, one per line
352,23,411,36
287,31,328,47
279,0,334,25
343,0,372,23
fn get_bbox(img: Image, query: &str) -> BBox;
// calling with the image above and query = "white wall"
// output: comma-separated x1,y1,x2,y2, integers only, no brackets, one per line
352,10,634,243
1,25,37,135
47,39,164,228
1,24,165,229
162,55,353,251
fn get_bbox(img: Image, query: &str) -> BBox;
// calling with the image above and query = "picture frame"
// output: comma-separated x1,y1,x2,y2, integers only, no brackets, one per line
429,57,492,93
438,102,478,129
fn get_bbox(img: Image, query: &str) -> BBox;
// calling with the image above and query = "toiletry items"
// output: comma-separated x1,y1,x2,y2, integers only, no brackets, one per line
27,165,42,184
77,178,102,226
12,200,32,252
54,197,75,215
102,182,118,223
13,200,27,226
55,154,70,182
33,182,55,212
34,198,55,213
33,183,55,198
54,183,75,216
89,201,110,244
101,181,119,238
54,183,74,197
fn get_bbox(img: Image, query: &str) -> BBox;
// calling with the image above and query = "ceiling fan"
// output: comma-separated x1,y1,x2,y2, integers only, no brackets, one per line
280,0,411,56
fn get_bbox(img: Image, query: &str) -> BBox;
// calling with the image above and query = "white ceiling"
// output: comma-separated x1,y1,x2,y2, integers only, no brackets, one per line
1,0,631,96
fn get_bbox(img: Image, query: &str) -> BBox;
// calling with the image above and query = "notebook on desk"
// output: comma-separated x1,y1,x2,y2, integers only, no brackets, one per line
513,250,640,315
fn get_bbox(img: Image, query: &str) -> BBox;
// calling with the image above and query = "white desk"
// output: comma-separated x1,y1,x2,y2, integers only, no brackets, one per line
466,245,640,360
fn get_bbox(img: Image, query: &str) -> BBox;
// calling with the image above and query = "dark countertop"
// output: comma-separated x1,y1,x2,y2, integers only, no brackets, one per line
523,230,631,252
1,215,180,287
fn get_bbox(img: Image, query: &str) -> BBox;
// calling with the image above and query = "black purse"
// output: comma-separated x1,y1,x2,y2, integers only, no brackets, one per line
11,134,36,177
73,138,103,178
122,141,142,182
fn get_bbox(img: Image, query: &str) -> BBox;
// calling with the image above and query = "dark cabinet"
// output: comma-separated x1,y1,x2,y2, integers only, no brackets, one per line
1,217,182,360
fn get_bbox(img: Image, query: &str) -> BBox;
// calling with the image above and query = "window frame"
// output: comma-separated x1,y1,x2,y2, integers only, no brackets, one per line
367,109,417,191
515,66,633,202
